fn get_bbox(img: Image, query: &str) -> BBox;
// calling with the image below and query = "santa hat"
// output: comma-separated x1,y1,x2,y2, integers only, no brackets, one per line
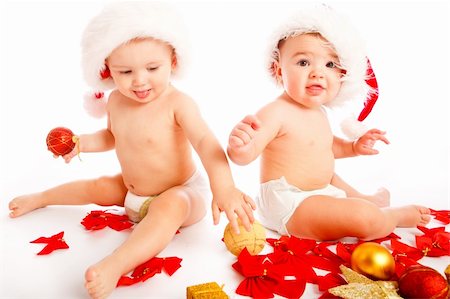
81,2,190,118
267,5,378,139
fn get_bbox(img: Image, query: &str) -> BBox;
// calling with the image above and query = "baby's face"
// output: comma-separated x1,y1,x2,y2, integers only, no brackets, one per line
276,34,343,108
107,38,175,103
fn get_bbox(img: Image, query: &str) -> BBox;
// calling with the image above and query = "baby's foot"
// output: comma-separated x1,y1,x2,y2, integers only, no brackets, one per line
395,205,431,227
372,188,390,207
362,187,390,207
85,256,122,299
8,193,46,218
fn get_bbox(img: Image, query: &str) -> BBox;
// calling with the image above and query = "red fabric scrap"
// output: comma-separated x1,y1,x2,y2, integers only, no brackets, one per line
317,272,346,292
81,210,133,231
30,231,69,255
430,209,450,224
117,256,182,287
232,248,285,298
391,238,424,261
232,224,447,298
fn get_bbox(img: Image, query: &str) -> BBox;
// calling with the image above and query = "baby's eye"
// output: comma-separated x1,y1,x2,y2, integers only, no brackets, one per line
147,66,159,71
120,70,131,74
297,59,309,67
326,61,337,68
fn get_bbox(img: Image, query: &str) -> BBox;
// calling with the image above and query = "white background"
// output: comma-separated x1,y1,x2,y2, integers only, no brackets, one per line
1,1,449,298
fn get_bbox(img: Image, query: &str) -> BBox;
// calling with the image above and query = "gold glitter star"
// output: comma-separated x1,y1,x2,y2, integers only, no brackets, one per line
328,265,403,299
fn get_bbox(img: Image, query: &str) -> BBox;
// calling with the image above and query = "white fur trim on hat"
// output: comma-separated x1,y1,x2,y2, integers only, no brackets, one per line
83,91,107,118
267,5,372,109
81,2,190,92
340,115,368,140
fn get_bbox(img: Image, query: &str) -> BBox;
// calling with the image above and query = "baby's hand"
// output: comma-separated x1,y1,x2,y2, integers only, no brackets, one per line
228,115,261,149
211,187,256,234
55,137,80,163
353,129,390,155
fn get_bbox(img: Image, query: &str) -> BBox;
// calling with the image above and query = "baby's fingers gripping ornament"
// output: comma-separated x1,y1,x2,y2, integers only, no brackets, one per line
46,127,78,156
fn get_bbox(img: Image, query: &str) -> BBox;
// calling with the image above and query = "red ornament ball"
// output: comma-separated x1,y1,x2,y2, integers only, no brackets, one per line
46,127,76,156
398,265,449,299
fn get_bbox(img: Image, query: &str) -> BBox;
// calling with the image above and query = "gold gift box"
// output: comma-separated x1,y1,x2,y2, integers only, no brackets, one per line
186,282,229,299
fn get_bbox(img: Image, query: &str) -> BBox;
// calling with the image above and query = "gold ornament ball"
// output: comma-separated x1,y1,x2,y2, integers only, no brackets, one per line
351,242,395,280
223,221,266,256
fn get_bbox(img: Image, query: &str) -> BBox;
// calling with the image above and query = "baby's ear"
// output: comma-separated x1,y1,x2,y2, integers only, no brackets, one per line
272,61,283,85
171,52,178,70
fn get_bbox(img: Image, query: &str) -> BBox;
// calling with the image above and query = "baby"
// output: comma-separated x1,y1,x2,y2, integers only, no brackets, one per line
227,5,430,241
9,3,254,298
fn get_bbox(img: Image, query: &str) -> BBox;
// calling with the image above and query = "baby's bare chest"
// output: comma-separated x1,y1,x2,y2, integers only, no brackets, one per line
110,107,178,146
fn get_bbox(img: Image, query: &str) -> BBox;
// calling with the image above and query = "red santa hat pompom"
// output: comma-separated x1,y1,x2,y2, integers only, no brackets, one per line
267,5,379,140
80,2,190,118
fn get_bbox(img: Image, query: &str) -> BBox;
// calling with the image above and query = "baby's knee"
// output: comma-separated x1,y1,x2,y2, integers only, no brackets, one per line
351,205,385,238
87,175,125,199
90,176,116,191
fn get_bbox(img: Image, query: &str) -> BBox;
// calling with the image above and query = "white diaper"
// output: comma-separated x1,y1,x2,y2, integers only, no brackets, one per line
124,169,211,222
255,176,346,236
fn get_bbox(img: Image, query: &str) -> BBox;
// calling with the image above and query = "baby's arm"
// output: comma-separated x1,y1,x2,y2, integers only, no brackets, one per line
227,115,261,165
227,107,281,165
61,118,115,163
175,97,256,233
333,129,390,158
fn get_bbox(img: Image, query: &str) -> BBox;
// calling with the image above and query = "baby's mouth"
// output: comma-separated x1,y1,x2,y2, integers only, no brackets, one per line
307,84,324,90
306,84,324,95
134,89,151,99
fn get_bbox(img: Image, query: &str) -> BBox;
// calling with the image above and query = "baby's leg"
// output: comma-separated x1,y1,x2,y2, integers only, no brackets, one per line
9,174,127,218
331,173,390,207
84,185,206,299
285,195,431,241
